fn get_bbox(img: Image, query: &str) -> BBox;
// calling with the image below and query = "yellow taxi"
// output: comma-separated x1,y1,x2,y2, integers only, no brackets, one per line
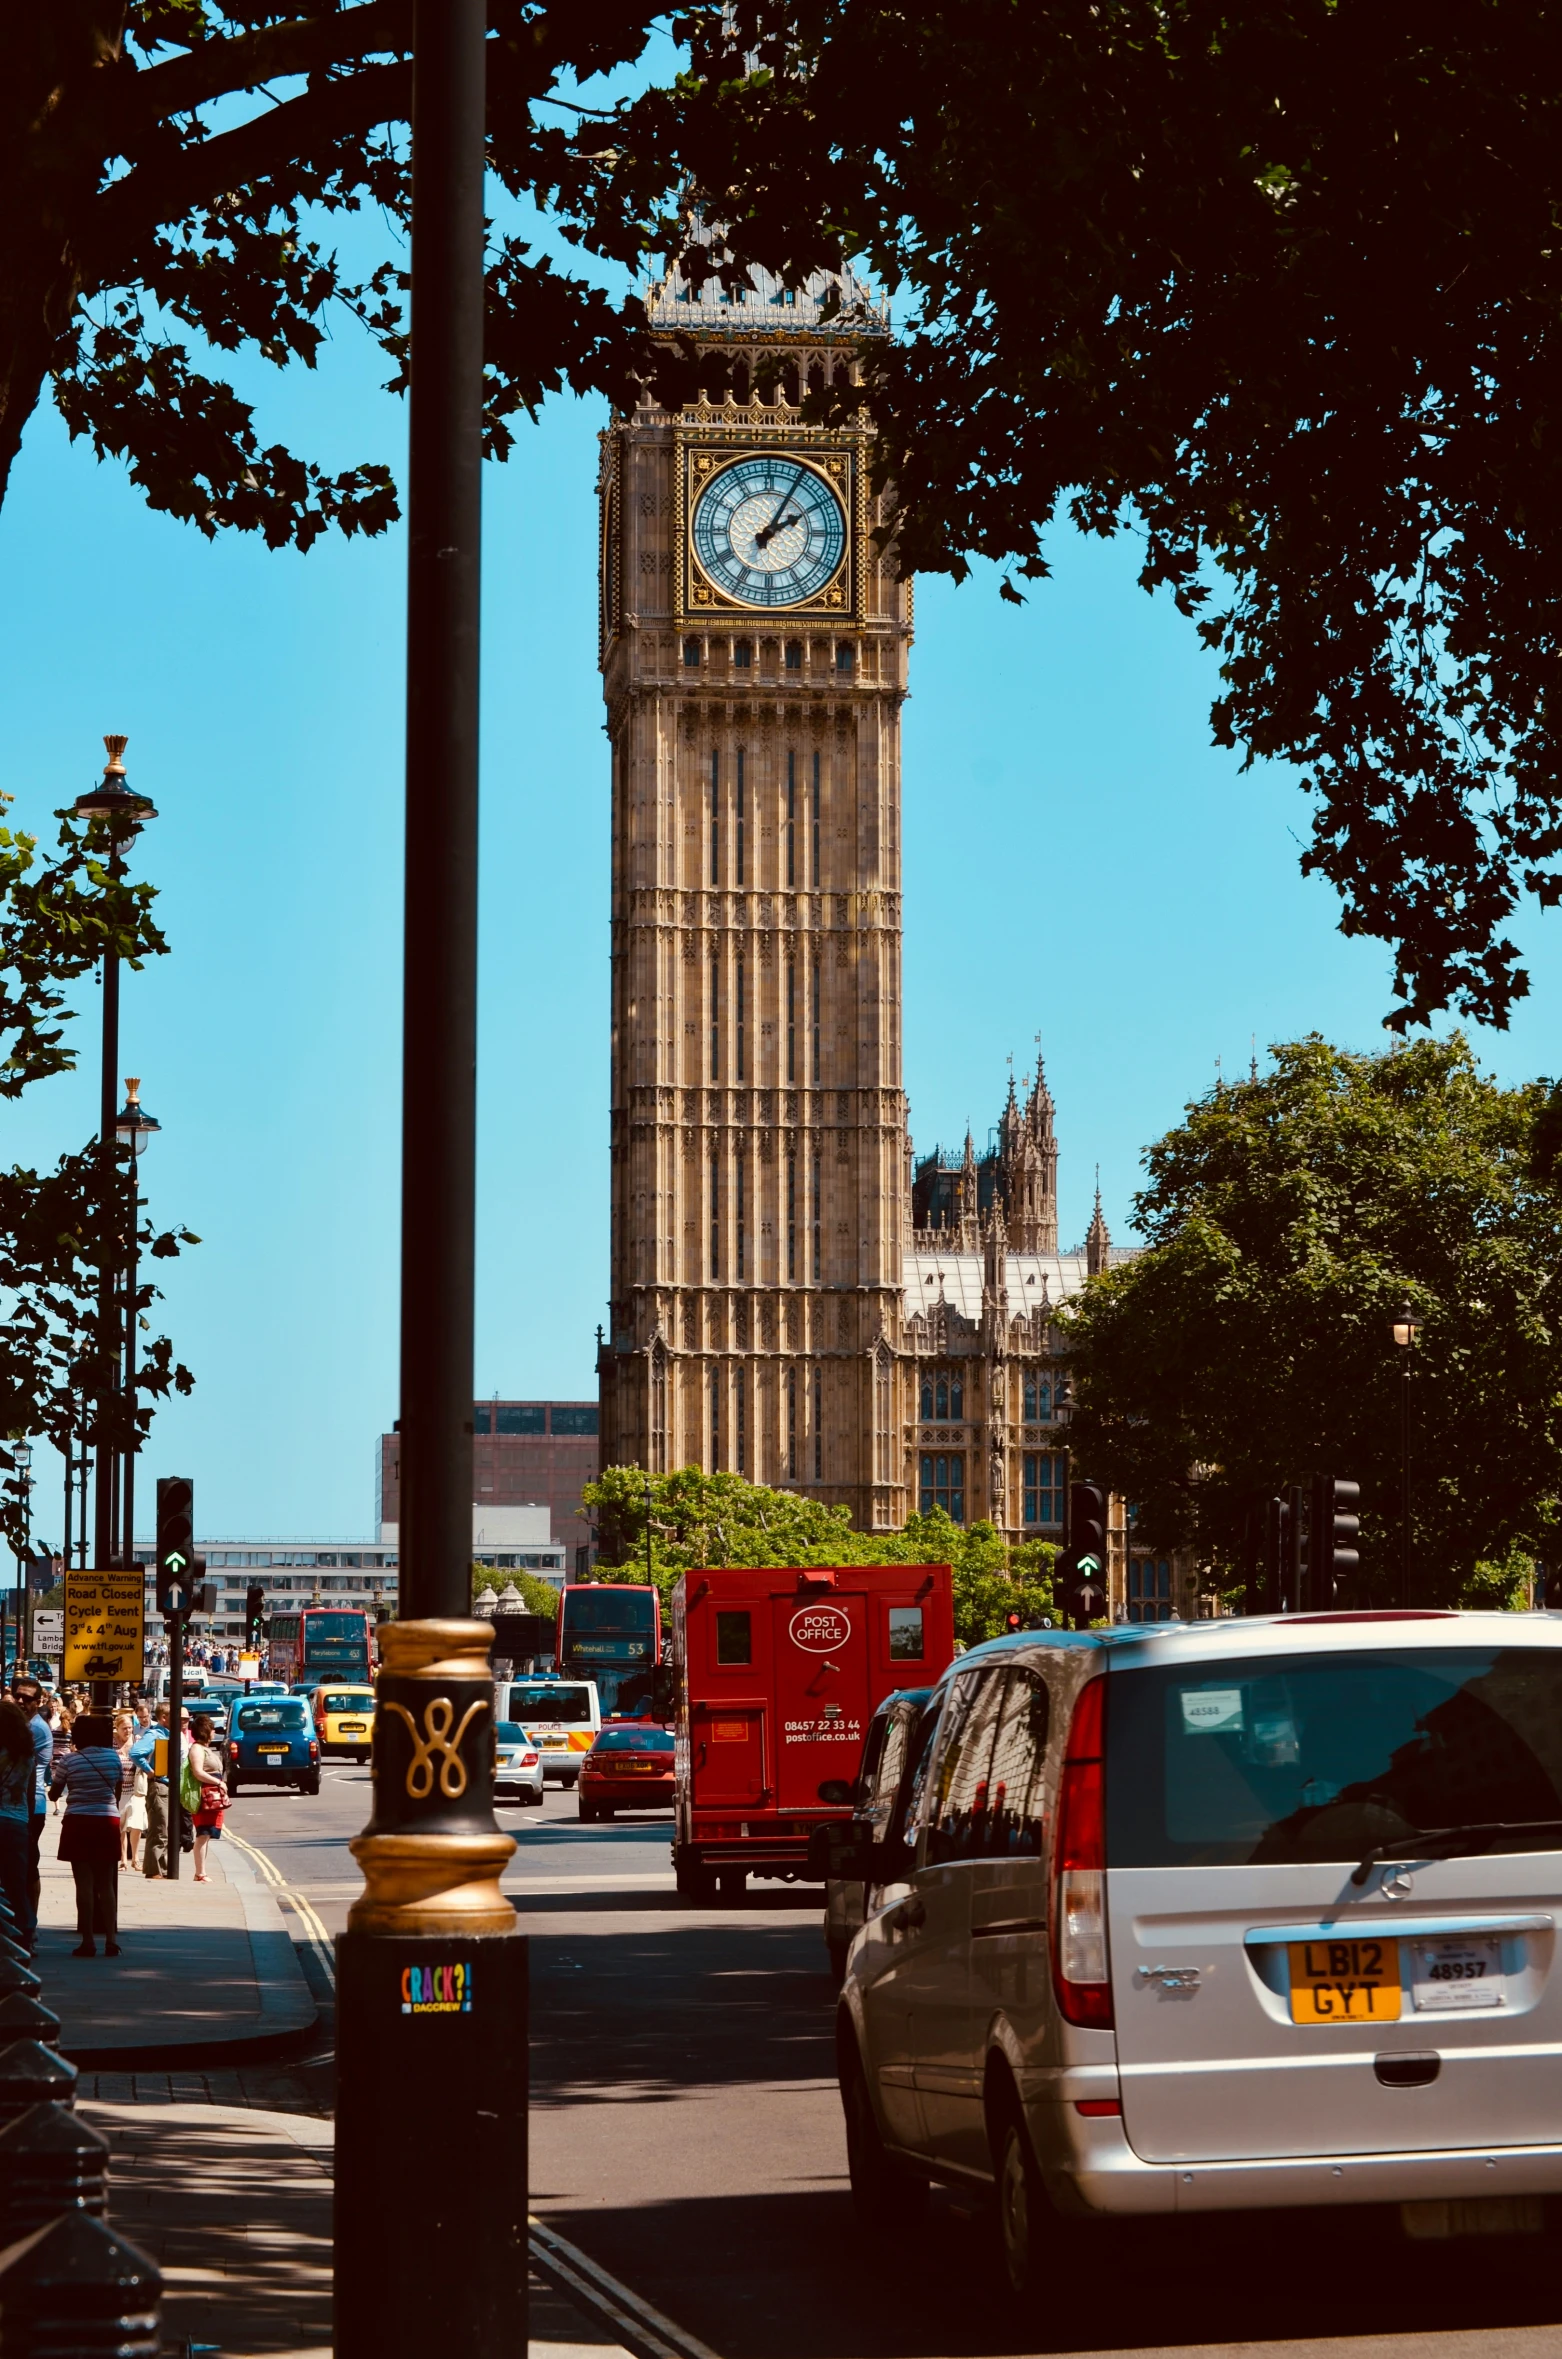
312,1684,377,1761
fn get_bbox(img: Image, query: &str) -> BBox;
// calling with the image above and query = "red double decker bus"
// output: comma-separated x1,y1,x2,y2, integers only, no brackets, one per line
266,1606,376,1689
556,1583,665,1719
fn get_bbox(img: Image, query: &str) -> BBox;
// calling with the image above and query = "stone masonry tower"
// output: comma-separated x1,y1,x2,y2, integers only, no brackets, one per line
596,252,909,1527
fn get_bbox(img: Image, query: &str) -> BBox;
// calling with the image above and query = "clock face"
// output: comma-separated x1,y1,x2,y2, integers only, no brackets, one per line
691,456,847,608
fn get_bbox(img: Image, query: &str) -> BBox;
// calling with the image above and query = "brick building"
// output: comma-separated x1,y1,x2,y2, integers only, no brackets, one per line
375,1399,599,1570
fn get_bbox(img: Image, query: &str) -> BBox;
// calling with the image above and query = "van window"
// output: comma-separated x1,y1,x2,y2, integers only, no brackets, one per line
507,1684,592,1724
888,1607,924,1661
984,1669,1049,1856
877,1702,941,1881
924,1667,1009,1863
715,1611,752,1666
871,1710,912,1814
1108,1647,1562,1869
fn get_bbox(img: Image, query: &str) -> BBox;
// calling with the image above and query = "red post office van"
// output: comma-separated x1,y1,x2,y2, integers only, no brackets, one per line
670,1562,955,1901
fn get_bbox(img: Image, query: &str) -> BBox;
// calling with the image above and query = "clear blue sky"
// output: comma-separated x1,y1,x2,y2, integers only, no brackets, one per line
5,241,1561,1543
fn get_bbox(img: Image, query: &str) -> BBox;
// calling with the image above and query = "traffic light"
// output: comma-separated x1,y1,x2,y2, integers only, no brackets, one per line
245,1584,266,1645
155,1476,195,1616
1004,1609,1023,1634
1061,1481,1108,1628
1310,1475,1361,1605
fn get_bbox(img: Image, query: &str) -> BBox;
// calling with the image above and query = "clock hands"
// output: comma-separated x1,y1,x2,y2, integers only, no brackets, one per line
753,464,809,550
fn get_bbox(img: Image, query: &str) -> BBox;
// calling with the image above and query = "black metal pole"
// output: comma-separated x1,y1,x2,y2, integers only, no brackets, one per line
398,0,485,1620
1401,1359,1412,1610
122,1167,138,1575
336,13,524,2356
93,940,119,1576
166,1623,182,1880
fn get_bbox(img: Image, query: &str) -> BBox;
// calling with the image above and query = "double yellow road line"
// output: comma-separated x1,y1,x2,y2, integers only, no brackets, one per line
226,1830,338,1990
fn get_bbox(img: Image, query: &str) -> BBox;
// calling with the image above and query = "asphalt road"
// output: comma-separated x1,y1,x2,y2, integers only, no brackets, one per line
229,1765,1562,2359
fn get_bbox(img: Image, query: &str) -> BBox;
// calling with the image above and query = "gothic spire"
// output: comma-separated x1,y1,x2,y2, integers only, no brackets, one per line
1086,1171,1112,1278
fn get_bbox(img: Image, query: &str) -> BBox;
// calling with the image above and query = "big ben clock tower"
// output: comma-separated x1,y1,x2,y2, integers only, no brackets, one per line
597,254,911,1528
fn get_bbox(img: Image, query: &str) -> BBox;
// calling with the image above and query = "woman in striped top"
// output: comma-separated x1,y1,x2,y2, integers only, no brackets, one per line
51,1712,123,1957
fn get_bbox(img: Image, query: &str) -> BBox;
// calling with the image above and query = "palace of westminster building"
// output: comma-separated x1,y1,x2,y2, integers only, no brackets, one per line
595,251,1189,1622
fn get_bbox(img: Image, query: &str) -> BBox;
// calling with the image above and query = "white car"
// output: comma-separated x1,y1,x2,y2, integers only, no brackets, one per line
835,1609,1562,2300
493,1721,545,1807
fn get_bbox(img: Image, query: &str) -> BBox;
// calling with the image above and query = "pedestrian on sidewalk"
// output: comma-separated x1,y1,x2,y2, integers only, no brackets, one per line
0,1699,38,1950
132,1703,170,1877
113,1712,148,1870
51,1711,123,1957
9,1675,52,1917
188,1714,228,1881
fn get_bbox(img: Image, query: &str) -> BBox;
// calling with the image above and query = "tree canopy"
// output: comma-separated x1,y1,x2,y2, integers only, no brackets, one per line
585,1463,1059,1645
0,775,194,1552
593,1,1562,1031
1,4,689,547
1059,1035,1562,1602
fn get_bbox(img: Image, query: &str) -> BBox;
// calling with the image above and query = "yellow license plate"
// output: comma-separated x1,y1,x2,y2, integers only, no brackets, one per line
1289,1937,1401,2025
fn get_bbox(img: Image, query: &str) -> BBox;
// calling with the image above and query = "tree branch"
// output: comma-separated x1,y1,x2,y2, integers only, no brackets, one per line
127,1,412,132
83,55,413,289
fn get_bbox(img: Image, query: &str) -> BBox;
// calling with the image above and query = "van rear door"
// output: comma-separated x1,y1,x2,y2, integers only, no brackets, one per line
772,1589,871,1812
1105,1641,1562,2165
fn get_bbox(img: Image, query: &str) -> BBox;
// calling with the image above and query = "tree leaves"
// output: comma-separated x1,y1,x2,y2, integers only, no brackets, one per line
1060,1036,1562,1599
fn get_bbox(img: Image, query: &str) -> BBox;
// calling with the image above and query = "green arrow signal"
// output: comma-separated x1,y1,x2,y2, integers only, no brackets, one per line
165,1551,189,1576
1075,1553,1103,1578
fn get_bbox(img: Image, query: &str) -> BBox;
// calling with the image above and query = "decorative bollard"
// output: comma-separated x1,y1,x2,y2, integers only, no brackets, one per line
0,1956,42,2004
0,1932,31,1970
0,1993,62,2051
0,2208,161,2357
0,2043,77,2130
0,2105,110,2244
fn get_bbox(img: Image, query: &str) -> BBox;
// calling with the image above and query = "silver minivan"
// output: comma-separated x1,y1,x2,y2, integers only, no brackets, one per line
833,1612,1562,2294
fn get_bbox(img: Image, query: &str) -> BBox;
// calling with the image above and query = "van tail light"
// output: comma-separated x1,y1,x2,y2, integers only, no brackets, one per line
309,1741,319,1761
1052,1675,1113,2029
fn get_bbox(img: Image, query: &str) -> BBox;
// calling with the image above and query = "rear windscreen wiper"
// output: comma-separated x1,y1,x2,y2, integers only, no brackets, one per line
1351,1819,1562,1887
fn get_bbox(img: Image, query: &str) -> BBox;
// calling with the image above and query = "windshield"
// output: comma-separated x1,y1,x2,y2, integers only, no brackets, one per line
563,1590,655,1633
495,1722,532,1744
1108,1647,1562,1868
592,1727,674,1752
238,1704,309,1731
507,1685,592,1725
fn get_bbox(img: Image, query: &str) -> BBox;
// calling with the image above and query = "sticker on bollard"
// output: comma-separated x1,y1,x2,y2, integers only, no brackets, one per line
335,1930,527,2359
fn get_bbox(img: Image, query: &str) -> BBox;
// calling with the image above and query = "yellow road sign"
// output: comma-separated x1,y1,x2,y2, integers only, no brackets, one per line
63,1568,145,1683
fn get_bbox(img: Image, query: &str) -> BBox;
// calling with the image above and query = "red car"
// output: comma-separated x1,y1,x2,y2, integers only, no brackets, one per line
578,1722,676,1819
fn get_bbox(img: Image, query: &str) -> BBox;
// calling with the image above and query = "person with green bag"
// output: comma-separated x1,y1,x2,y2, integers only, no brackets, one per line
186,1714,229,1882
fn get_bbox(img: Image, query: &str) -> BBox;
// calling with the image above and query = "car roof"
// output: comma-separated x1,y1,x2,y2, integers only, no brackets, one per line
949,1609,1562,1680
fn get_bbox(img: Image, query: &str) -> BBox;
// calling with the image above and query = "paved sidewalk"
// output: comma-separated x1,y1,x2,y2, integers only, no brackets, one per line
88,2100,630,2359
34,1820,316,2061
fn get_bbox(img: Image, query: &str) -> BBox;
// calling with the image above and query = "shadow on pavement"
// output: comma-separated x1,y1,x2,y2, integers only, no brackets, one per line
542,2183,1562,2359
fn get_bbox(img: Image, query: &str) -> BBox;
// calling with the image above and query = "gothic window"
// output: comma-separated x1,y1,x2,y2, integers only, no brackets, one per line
874,1352,893,1486
811,751,821,886
709,1148,720,1278
736,748,746,885
786,964,795,1084
1022,1370,1052,1423
736,1369,747,1474
1128,1561,1174,1622
835,642,854,674
813,1366,823,1479
709,955,719,1083
810,955,821,1082
650,1350,667,1475
786,1153,797,1279
736,959,746,1082
684,639,700,668
709,750,719,884
920,1369,964,1422
811,1152,821,1279
733,638,752,668
1022,1452,1065,1527
785,641,803,670
785,751,796,888
919,1452,965,1524
735,1146,746,1278
710,1368,721,1465
787,1367,798,1480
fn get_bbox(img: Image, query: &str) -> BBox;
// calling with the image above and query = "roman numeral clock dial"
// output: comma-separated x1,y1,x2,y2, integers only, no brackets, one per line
691,455,847,608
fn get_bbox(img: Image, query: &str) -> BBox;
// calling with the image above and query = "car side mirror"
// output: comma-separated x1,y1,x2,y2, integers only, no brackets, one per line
806,1821,881,1882
816,1777,854,1807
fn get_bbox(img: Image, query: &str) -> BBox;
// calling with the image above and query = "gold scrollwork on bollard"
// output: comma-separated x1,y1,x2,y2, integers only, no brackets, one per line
382,1695,489,1799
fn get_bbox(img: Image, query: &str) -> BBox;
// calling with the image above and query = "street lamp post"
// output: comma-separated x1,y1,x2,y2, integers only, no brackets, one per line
71,740,156,1577
334,8,525,2355
7,1441,31,1672
1392,1304,1421,1607
114,1083,160,1577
